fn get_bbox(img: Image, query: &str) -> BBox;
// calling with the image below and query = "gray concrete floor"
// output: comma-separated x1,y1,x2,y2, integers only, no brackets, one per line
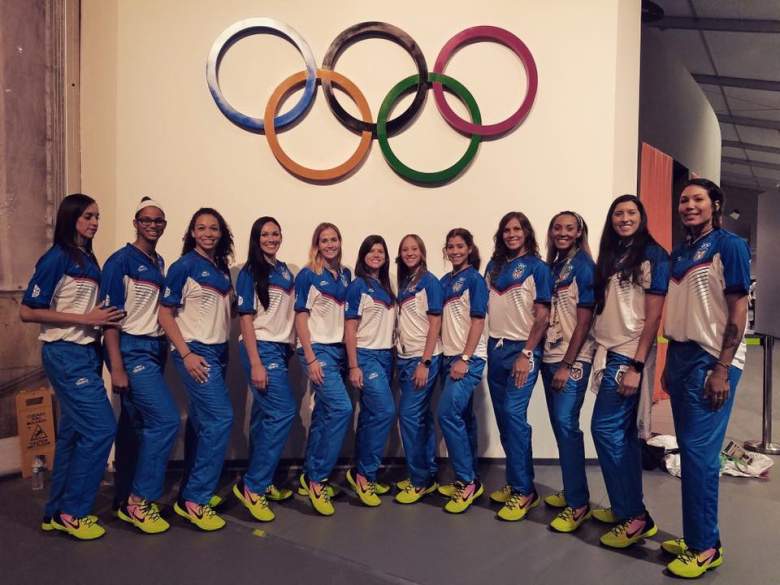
1,345,778,585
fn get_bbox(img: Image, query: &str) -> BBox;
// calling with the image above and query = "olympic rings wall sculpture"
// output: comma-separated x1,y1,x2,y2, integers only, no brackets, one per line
206,18,538,185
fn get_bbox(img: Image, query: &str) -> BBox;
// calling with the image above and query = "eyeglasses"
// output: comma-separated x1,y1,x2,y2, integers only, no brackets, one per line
137,217,167,226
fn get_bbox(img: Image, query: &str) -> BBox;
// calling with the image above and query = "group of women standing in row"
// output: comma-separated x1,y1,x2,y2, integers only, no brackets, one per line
21,178,750,579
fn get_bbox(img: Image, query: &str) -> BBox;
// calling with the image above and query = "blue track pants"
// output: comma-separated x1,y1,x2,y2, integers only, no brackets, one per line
354,349,396,481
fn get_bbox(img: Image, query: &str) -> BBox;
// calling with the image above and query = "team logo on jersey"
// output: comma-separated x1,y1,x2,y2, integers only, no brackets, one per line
75,377,89,386
368,287,375,293
267,362,279,370
340,274,349,287
238,295,244,306
320,280,329,286
557,263,573,283
345,302,350,312
132,364,145,374
452,278,465,293
512,264,525,280
570,362,583,381
282,268,291,281
164,287,172,298
693,242,711,261
138,265,148,272
368,371,379,380
223,273,229,281
614,364,629,385
201,270,210,277
31,284,41,298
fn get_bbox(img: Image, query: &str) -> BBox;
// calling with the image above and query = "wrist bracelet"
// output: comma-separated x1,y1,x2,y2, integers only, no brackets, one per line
716,360,731,370
306,357,318,366
349,365,359,370
182,351,192,360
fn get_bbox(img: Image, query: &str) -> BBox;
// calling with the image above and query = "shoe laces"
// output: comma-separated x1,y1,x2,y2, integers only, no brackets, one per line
677,550,698,565
137,499,161,522
362,480,377,496
558,506,576,521
312,481,332,503
200,504,217,518
78,515,97,527
609,518,632,537
505,492,531,510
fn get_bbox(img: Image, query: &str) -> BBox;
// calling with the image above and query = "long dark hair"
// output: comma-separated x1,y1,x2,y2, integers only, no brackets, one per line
594,194,659,313
680,178,724,233
489,211,538,282
444,228,481,271
245,216,281,311
395,234,428,291
545,210,592,265
355,235,395,302
181,207,234,272
54,193,98,266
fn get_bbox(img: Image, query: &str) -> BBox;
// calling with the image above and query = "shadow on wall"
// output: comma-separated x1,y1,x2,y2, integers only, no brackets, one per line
163,263,502,464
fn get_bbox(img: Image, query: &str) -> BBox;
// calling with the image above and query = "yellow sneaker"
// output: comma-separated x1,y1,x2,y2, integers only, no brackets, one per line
489,484,512,504
207,494,224,508
346,469,381,507
174,500,226,531
233,482,275,522
395,478,411,491
444,480,484,514
307,479,335,516
374,481,391,495
550,505,591,533
297,473,340,498
264,484,293,502
394,481,439,504
662,538,689,556
599,514,657,549
437,483,456,498
496,491,540,521
592,507,618,524
42,514,97,532
544,491,567,508
52,514,106,540
118,499,170,534
667,548,723,578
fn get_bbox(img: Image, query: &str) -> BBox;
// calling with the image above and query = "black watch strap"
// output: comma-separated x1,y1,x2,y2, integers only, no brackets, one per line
422,358,432,367
629,359,645,374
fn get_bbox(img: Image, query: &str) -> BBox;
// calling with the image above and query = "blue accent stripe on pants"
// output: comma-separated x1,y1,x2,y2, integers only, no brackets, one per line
667,340,740,551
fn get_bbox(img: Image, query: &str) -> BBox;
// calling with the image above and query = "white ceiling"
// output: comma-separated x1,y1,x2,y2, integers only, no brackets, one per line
649,0,780,191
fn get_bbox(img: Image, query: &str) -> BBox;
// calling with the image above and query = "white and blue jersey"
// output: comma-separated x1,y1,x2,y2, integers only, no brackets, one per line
99,243,165,337
441,267,489,359
160,251,233,344
665,229,751,369
22,244,101,344
236,261,295,343
345,276,395,350
486,255,552,342
592,243,670,358
544,249,596,364
396,271,443,359
294,265,351,345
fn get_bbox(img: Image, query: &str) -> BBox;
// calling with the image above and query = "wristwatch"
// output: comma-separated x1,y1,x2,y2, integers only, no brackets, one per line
521,349,533,360
422,358,432,368
628,359,645,373
460,354,471,363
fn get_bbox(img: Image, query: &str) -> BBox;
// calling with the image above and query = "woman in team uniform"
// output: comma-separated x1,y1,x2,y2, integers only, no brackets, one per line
394,234,444,504
661,179,751,578
21,193,122,540
541,211,596,533
590,194,669,548
344,235,397,507
158,207,235,532
294,222,353,516
485,212,552,522
233,216,296,522
101,197,179,535
436,227,489,514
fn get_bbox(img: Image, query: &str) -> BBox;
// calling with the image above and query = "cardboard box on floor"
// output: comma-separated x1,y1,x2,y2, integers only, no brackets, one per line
16,388,55,478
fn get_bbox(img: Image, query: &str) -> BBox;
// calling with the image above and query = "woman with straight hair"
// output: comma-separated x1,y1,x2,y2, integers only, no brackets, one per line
436,227,489,514
590,194,669,549
21,193,122,540
541,211,596,533
661,179,750,578
101,196,179,535
485,211,552,522
344,235,397,507
394,234,444,504
294,222,353,516
159,207,235,532
233,216,296,522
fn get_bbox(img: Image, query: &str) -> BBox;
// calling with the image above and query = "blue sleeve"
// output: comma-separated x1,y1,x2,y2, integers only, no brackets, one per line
720,235,751,295
576,259,596,307
425,273,443,315
161,258,188,308
533,262,552,304
236,268,257,314
645,244,670,295
294,269,313,313
344,279,365,320
22,248,68,308
468,273,488,318
99,253,127,311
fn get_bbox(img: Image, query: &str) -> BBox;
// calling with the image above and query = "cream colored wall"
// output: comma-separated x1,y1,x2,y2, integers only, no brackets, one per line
81,0,641,459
